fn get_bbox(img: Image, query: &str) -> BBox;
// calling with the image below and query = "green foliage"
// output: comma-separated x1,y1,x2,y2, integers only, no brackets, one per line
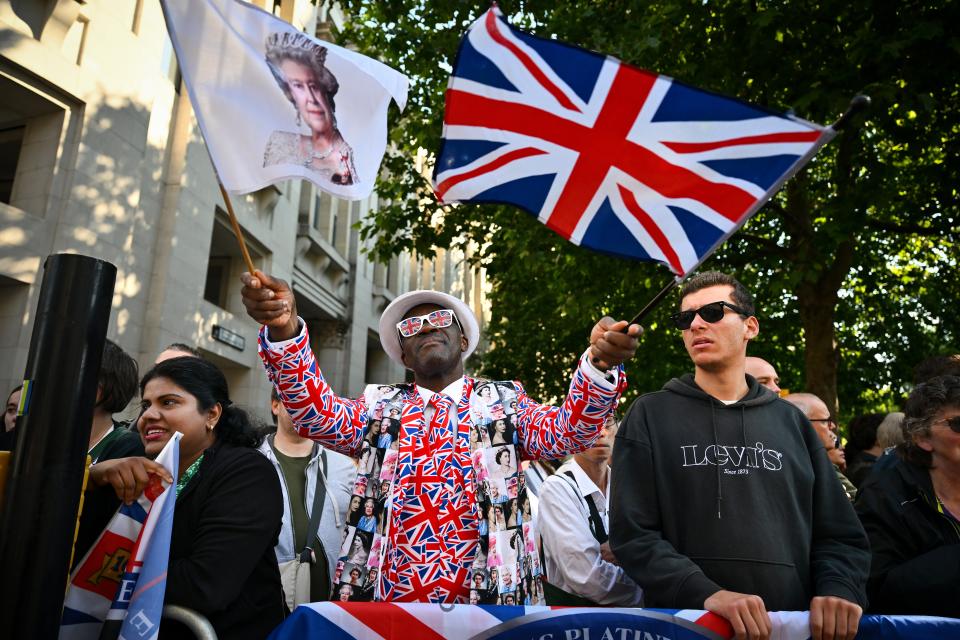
339,0,960,422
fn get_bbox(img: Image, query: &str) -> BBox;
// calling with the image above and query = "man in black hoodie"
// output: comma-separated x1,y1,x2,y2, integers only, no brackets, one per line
610,272,869,640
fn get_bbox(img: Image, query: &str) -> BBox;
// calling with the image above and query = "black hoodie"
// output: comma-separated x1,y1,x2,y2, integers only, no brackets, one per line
610,374,869,611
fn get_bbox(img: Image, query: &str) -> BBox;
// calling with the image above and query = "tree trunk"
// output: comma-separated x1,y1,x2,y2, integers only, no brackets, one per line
782,162,858,418
796,282,840,416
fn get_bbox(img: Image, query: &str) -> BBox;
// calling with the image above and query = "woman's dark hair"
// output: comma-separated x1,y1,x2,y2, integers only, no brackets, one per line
491,417,516,443
844,412,885,460
899,375,960,469
97,339,139,414
913,355,960,384
140,357,263,448
495,447,510,464
7,385,22,403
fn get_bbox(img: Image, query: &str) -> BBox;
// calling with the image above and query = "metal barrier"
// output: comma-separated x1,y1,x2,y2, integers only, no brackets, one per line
162,605,218,640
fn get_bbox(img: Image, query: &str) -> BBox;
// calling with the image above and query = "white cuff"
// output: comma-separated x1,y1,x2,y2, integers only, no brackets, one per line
260,316,306,349
578,349,619,390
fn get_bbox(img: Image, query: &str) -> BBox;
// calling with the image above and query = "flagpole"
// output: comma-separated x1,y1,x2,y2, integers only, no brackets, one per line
617,93,871,332
626,278,681,327
217,181,257,275
159,1,256,276
829,94,871,131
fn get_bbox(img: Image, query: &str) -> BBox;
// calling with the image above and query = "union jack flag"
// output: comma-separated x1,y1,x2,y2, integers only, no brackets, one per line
434,7,835,276
269,603,960,640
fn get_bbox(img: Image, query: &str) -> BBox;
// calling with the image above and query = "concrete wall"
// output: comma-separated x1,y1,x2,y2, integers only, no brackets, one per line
0,0,488,422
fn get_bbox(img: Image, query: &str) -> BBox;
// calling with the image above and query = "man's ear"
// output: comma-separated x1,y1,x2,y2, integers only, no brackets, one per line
461,333,468,353
744,316,760,341
270,398,281,418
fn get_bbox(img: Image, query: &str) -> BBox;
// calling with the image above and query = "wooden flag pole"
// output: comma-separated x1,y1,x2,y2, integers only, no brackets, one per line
217,181,257,275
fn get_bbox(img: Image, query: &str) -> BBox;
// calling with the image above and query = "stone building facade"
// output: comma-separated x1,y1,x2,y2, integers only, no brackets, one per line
0,0,487,415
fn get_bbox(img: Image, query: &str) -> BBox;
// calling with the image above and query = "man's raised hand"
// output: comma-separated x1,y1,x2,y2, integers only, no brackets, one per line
589,317,642,370
240,270,299,341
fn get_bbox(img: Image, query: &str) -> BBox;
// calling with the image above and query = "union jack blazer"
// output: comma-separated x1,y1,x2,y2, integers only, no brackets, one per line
258,323,625,604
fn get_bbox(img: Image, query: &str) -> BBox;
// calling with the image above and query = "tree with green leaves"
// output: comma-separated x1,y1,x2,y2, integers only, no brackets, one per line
338,0,959,421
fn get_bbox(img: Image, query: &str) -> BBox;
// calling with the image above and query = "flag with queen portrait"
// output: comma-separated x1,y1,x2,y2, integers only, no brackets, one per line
160,0,408,200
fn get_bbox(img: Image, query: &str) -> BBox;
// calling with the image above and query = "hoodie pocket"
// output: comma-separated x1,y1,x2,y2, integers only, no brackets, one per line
690,556,809,611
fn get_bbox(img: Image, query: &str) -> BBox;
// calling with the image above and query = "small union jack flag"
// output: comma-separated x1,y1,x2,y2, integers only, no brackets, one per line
434,7,835,276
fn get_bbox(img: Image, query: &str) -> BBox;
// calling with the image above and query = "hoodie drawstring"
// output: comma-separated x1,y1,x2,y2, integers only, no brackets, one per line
711,402,722,519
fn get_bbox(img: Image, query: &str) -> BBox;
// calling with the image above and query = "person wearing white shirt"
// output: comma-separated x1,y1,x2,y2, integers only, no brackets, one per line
539,414,643,606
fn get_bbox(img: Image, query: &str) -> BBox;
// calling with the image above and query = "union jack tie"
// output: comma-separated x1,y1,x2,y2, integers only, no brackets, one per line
427,393,455,453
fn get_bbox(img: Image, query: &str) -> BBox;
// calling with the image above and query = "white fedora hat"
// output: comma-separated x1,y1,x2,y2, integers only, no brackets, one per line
378,290,479,370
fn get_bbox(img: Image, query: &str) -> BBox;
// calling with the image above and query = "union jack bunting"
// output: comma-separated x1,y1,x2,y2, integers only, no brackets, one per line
269,602,960,640
434,7,835,276
61,434,180,640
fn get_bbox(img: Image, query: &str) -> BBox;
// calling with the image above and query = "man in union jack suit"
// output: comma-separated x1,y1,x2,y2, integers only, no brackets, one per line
241,269,640,605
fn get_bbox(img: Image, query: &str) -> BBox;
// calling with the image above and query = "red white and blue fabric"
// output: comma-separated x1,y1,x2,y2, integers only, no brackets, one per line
258,323,624,605
61,434,180,640
434,7,834,276
268,602,960,640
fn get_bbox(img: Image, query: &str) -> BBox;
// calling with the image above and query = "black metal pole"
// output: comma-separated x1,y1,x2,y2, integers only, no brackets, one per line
626,278,680,328
0,253,116,637
829,94,871,131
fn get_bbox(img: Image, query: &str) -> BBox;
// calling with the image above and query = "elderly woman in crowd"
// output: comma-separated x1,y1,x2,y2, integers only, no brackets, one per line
262,32,357,185
854,375,960,618
87,357,284,639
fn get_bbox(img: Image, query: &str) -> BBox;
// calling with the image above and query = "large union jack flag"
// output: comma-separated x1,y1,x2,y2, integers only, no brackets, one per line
433,7,835,276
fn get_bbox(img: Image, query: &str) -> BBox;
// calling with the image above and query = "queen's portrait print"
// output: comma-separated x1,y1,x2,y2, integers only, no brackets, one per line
262,32,358,185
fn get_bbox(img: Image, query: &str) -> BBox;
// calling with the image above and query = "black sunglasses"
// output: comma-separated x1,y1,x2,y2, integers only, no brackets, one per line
935,416,960,433
670,300,750,330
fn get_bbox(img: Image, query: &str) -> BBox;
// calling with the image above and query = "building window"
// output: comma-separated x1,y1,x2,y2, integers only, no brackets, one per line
203,256,231,309
0,127,25,205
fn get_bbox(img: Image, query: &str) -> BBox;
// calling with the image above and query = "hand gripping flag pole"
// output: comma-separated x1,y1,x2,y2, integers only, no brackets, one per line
434,6,870,330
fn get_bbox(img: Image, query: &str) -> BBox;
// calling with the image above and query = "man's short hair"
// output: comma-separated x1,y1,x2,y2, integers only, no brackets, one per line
97,339,139,413
678,271,755,317
163,342,201,358
913,354,960,384
900,375,960,468
269,386,281,426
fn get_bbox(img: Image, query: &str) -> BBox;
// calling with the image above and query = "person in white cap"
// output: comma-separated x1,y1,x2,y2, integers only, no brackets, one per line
240,269,640,605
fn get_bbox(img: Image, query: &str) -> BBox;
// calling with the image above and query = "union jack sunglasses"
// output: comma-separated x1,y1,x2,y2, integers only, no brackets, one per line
396,309,459,339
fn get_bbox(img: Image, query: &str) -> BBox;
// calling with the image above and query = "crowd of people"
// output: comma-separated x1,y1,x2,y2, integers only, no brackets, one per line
2,270,957,640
